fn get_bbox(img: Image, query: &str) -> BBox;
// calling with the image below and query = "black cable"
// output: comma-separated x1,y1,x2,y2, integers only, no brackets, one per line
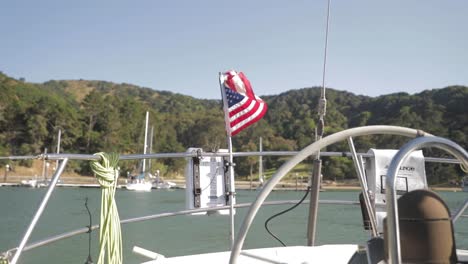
264,187,311,246
200,166,220,192
84,197,94,264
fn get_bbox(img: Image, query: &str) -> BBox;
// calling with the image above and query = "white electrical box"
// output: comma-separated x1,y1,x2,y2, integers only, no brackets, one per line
364,149,427,233
185,148,235,215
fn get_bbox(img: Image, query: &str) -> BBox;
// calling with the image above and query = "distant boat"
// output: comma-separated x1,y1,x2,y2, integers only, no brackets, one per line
20,147,53,188
126,173,152,191
20,177,56,188
20,176,39,188
21,130,63,188
149,172,176,189
125,111,153,192
146,125,176,190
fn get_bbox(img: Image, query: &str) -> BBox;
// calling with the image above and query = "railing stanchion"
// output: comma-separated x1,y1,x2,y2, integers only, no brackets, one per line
10,158,69,264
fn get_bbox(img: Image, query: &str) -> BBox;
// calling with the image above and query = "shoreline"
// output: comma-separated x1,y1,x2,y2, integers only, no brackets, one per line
0,176,463,192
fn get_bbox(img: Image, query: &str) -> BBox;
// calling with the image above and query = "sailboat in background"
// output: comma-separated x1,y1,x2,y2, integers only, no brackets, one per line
21,130,62,188
20,175,39,188
145,126,176,189
126,111,153,192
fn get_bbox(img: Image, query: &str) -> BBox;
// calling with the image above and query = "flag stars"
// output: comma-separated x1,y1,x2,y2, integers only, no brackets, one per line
226,88,243,106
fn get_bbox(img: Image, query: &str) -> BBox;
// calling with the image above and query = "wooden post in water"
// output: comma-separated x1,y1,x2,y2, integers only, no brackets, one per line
3,164,9,182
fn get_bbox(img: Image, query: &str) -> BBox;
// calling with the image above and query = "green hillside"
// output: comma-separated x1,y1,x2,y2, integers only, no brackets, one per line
0,71,466,184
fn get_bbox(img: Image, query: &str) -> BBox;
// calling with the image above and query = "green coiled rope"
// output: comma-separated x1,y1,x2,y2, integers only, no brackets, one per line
90,152,122,264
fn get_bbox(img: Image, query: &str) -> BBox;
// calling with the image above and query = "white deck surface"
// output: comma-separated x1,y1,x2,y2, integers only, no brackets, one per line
141,244,359,264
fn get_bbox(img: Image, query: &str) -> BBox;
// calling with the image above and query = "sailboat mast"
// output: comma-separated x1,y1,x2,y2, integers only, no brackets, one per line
42,148,48,180
148,126,154,173
55,129,61,171
142,111,149,175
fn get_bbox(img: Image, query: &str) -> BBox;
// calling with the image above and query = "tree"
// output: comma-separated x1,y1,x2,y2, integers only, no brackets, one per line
81,91,106,152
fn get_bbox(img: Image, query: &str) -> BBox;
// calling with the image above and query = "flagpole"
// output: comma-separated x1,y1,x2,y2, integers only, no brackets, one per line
218,72,236,249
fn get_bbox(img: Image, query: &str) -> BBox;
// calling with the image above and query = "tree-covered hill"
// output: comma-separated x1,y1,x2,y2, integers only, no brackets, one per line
0,71,466,184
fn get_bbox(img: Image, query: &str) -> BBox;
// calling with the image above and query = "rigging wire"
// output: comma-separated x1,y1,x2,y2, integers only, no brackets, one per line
316,0,331,157
264,187,311,246
264,0,332,249
307,0,331,247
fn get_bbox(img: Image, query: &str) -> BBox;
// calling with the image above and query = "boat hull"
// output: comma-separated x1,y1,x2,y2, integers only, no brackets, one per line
126,182,152,192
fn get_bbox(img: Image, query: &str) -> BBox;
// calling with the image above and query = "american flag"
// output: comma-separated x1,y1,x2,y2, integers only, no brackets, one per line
221,70,268,136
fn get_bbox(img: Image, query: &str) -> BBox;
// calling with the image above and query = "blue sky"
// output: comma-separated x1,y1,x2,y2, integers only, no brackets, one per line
1,0,467,99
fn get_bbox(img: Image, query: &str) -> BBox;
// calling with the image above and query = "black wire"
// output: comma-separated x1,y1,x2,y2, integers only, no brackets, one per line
84,197,94,264
264,187,311,247
200,166,220,192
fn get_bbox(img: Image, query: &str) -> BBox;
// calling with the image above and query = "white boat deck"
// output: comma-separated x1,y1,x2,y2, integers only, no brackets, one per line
141,245,359,264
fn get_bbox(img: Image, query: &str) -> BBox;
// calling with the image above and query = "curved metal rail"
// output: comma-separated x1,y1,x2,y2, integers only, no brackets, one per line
228,125,431,264
385,136,468,264
452,199,468,222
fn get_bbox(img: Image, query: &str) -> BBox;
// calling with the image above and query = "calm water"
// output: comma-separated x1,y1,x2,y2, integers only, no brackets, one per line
0,187,466,264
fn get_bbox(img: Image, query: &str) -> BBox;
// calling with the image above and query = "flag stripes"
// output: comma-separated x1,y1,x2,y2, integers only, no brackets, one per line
221,71,267,136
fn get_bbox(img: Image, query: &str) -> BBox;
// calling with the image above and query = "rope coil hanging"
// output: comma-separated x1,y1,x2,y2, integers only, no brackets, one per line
90,152,122,264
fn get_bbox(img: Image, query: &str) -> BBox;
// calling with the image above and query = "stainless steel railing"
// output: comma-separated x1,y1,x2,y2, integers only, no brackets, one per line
385,136,468,264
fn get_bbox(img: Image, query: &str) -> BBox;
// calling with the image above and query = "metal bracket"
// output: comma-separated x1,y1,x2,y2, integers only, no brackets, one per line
224,161,235,173
192,156,201,208
195,149,203,159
